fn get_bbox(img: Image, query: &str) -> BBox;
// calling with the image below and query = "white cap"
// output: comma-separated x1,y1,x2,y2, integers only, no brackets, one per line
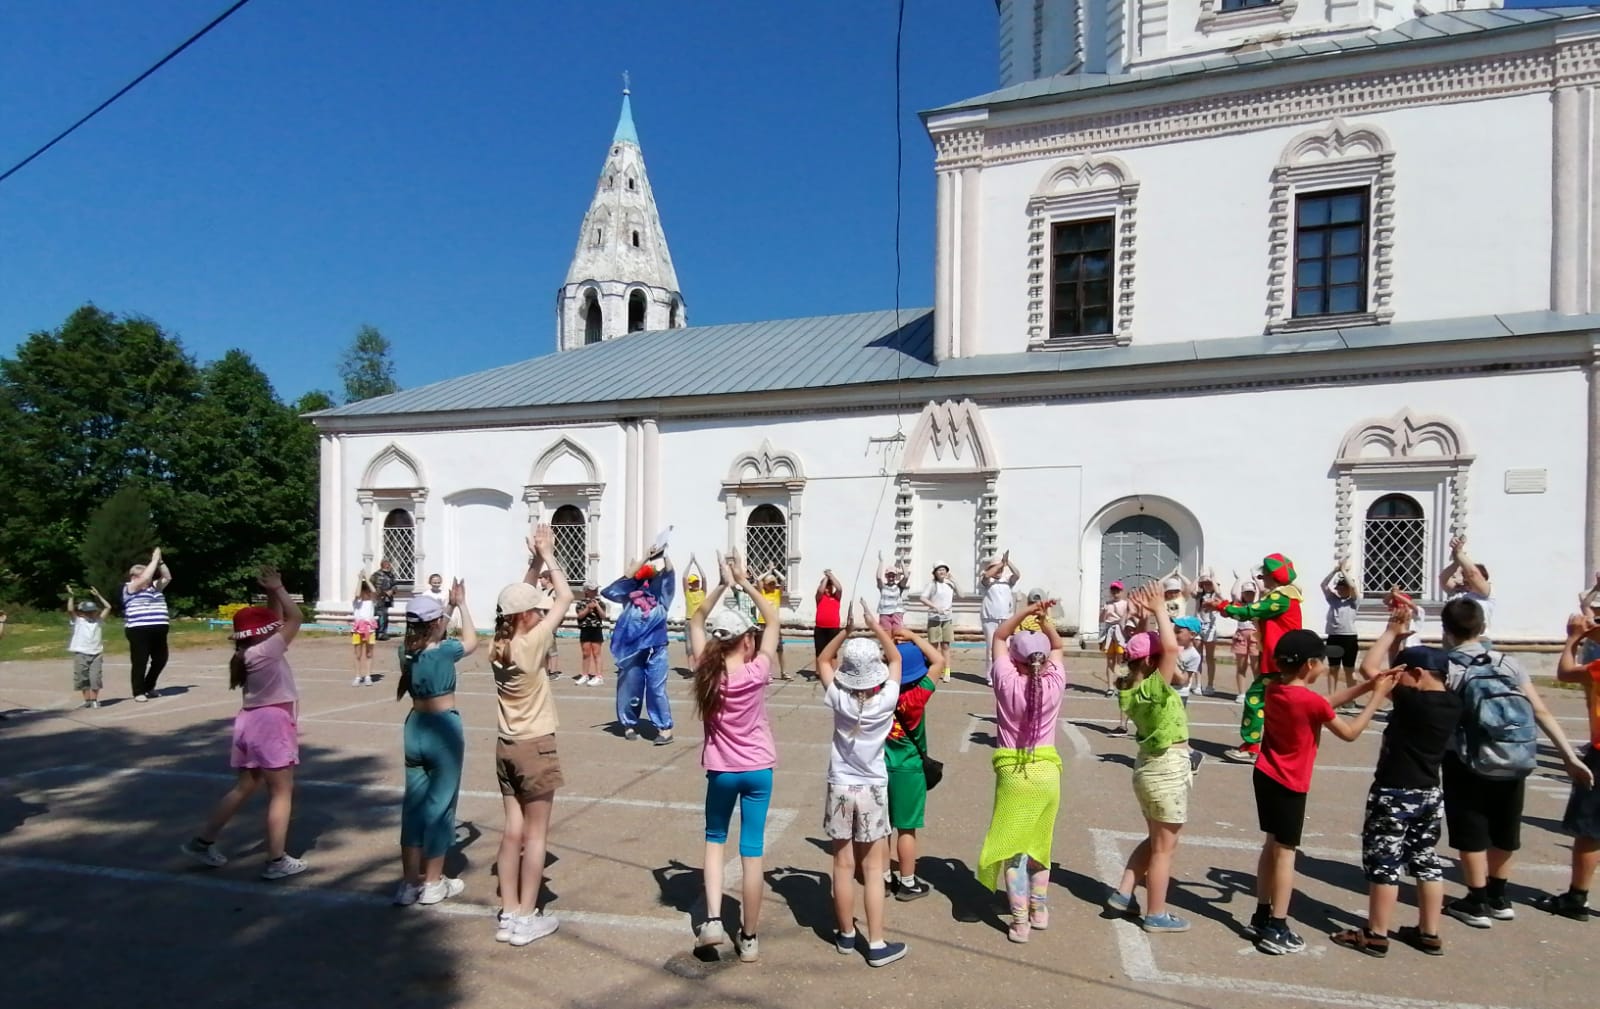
1162,577,1183,592
706,608,754,641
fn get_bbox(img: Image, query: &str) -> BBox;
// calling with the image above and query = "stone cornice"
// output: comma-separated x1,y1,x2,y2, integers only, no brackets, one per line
933,38,1600,169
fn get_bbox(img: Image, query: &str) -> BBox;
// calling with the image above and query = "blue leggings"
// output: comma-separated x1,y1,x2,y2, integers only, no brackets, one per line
402,709,464,859
704,768,773,857
616,646,673,730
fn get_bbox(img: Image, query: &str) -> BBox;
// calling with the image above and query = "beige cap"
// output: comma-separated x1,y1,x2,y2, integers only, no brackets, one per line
498,581,553,615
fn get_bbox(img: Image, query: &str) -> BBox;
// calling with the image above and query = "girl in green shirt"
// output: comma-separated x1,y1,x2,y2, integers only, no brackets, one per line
1104,581,1194,934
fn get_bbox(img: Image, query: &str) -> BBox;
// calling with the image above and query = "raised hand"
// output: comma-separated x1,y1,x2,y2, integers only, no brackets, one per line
530,523,555,560
258,565,284,590
449,579,466,608
727,553,749,585
716,551,733,586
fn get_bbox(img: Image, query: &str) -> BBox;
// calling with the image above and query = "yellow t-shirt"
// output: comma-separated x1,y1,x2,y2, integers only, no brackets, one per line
685,587,706,618
495,625,558,740
757,588,782,625
1020,614,1055,632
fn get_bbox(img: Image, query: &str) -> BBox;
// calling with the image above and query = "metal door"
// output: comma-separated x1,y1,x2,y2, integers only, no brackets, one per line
1100,515,1179,589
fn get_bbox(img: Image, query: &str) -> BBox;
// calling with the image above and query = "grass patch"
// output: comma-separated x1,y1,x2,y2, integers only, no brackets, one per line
0,614,338,664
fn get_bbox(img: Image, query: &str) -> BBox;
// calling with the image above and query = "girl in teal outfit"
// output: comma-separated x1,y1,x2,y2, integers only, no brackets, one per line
394,583,479,907
1105,582,1194,934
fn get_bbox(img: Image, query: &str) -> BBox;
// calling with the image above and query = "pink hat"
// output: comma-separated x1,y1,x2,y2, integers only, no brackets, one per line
1109,580,1125,591
1007,630,1052,663
1124,631,1161,662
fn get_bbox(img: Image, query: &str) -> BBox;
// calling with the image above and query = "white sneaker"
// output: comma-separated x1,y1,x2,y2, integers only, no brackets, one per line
494,910,517,942
511,910,559,946
134,694,149,703
261,855,307,880
696,918,727,947
737,933,759,962
352,676,363,687
393,881,422,906
179,839,227,868
418,877,464,905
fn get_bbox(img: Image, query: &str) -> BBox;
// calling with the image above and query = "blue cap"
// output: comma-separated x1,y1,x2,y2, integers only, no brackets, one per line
1173,616,1203,634
896,641,929,684
1394,645,1450,676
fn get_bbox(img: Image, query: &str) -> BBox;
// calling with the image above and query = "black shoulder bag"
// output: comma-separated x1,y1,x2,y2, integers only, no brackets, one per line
893,711,944,791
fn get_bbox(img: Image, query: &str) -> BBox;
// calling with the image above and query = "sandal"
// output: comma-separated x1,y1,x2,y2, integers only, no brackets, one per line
1395,926,1444,956
1330,928,1389,958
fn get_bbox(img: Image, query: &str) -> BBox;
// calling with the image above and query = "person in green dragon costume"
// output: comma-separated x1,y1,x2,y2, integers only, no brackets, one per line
1219,554,1302,763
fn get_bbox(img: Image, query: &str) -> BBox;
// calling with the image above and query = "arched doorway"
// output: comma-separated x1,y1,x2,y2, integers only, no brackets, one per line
1099,514,1180,591
583,291,602,345
628,289,647,333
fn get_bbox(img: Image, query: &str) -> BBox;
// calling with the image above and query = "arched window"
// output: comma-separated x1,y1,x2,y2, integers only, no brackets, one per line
669,297,682,328
627,177,635,191
383,509,417,584
1100,515,1179,589
631,230,640,247
627,289,647,333
1362,494,1425,597
745,504,788,578
591,226,603,247
583,291,602,345
549,504,587,583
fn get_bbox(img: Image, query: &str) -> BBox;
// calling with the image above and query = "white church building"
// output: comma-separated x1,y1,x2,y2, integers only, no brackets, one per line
313,4,1600,644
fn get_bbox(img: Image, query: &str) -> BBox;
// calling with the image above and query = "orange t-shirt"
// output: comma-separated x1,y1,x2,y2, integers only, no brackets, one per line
1585,661,1600,748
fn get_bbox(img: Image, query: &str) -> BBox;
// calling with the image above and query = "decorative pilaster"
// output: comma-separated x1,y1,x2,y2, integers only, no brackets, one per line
1333,474,1354,564
358,491,376,570
893,481,914,571
411,490,428,573
958,166,982,358
933,170,955,362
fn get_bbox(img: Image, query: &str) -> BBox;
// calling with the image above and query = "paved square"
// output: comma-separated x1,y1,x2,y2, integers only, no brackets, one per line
1,635,1592,1009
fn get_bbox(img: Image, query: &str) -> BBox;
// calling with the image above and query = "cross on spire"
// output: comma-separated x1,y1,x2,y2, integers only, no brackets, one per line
622,70,630,95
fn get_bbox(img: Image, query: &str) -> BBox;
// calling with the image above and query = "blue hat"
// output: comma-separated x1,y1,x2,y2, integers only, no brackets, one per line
896,641,929,685
1173,616,1203,634
1394,645,1450,676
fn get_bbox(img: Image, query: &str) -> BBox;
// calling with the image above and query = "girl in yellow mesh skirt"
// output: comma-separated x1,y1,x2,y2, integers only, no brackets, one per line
977,599,1068,944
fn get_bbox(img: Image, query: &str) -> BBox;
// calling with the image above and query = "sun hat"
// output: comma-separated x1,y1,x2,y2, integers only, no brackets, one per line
75,600,99,613
835,637,890,690
707,607,754,641
1124,630,1160,662
1174,615,1203,634
498,582,552,616
1162,577,1183,592
1274,628,1339,667
406,596,446,624
1394,645,1450,676
896,640,929,684
230,606,282,641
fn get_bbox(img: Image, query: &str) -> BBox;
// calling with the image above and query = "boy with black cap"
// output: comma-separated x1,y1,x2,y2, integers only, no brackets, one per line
1330,607,1462,957
1247,628,1394,955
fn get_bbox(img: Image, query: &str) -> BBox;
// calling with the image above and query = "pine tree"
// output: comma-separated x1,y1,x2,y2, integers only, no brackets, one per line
80,485,158,610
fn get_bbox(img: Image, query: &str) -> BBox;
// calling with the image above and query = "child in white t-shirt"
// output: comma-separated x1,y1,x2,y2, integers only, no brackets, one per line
66,587,109,708
815,603,908,968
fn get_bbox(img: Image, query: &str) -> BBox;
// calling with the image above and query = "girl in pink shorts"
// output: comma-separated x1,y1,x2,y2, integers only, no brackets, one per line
179,566,308,880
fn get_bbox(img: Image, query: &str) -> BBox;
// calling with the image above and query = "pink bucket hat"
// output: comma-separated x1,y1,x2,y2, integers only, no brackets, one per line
1124,631,1161,662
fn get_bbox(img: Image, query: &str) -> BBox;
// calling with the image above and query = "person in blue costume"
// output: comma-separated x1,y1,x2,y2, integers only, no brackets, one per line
604,547,677,744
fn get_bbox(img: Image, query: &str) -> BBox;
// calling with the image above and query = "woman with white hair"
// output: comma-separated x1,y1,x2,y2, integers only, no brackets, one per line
123,546,173,701
977,597,1067,944
685,553,781,962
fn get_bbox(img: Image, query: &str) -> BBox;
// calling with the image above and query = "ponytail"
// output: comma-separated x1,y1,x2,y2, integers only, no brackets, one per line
490,610,515,668
228,644,249,690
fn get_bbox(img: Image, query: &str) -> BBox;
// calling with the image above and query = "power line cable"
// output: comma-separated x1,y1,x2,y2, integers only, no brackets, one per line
0,0,255,186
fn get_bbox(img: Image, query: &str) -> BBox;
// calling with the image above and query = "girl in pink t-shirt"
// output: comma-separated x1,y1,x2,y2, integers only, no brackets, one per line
685,553,782,963
978,600,1067,944
180,566,307,880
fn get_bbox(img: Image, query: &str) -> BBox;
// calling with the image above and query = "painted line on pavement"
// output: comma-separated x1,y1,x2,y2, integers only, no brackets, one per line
1058,718,1091,759
958,714,983,754
0,853,682,934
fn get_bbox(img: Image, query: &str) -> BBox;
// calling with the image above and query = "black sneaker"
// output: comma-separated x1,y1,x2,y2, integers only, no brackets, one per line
1445,898,1493,929
1486,896,1515,921
1533,891,1591,922
894,879,932,902
1255,924,1305,955
864,940,908,967
1244,908,1269,939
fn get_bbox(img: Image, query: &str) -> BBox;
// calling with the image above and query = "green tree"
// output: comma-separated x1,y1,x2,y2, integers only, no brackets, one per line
80,484,158,607
0,306,199,604
339,324,399,403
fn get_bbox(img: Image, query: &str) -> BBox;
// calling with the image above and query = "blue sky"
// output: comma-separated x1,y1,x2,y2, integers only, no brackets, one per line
0,1,994,400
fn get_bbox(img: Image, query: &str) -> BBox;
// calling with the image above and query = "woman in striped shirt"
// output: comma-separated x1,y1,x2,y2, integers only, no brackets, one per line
123,546,173,701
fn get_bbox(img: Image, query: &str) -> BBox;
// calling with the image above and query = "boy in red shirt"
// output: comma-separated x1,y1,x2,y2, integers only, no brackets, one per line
1545,613,1600,920
1248,629,1395,955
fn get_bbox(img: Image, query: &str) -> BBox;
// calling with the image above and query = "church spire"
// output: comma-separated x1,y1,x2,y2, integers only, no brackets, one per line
556,81,685,353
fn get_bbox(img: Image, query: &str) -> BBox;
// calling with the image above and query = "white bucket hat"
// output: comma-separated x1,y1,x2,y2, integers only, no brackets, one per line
707,608,754,641
835,637,890,691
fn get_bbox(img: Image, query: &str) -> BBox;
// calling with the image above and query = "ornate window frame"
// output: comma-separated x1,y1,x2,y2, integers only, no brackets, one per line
1025,155,1139,350
1267,119,1396,333
357,442,429,583
896,400,1000,592
1333,409,1472,608
1197,0,1296,33
721,440,805,606
523,437,605,581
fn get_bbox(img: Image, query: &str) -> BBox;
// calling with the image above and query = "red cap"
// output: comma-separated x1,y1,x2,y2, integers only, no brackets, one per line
230,606,282,641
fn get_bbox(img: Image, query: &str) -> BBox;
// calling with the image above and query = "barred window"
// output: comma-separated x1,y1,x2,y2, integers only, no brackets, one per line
382,509,416,585
550,504,587,583
1362,494,1425,598
745,504,787,579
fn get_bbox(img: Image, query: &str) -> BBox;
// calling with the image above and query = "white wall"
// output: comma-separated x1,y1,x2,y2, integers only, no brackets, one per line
974,92,1553,353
